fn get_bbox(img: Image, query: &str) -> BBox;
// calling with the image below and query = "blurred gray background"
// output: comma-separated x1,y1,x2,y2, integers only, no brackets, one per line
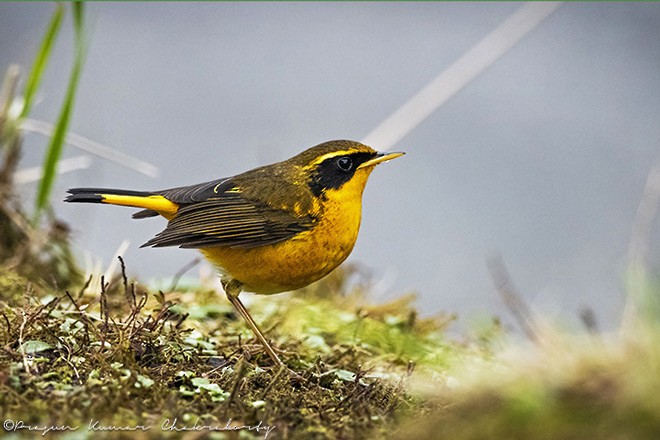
2,2,660,331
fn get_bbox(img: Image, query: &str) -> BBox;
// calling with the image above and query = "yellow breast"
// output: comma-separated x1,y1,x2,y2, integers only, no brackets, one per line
200,167,374,294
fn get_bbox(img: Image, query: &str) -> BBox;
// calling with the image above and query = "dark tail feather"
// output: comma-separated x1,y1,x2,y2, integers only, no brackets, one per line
65,187,153,203
132,209,159,219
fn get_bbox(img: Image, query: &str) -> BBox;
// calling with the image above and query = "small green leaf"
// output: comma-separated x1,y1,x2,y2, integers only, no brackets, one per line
190,377,230,402
190,377,211,387
135,374,155,389
251,400,267,409
21,340,54,354
334,369,357,382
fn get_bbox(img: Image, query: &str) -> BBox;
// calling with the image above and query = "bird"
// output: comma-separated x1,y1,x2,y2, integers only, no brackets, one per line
65,140,404,366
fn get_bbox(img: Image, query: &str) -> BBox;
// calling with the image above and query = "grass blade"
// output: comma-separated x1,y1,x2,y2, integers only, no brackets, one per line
35,3,86,215
19,4,64,119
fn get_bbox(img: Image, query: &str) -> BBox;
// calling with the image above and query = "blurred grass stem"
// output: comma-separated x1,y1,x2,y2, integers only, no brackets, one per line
624,161,660,329
21,118,159,177
362,2,562,150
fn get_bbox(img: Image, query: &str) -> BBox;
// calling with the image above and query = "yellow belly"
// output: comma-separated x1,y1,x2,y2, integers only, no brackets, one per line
200,169,371,294
200,206,360,294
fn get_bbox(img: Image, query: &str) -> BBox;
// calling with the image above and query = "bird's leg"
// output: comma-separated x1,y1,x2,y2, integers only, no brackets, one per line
222,279,283,367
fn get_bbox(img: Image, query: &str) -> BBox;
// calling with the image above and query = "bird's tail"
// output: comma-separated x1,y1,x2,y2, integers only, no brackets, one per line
65,188,179,219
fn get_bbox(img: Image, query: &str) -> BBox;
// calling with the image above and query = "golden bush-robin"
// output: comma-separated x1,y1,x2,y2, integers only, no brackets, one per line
66,140,403,365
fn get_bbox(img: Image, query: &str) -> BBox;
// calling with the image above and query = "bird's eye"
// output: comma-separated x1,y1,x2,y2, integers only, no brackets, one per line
336,157,353,172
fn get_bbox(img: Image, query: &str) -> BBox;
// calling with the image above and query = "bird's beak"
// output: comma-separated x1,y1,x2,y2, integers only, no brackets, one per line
358,151,405,169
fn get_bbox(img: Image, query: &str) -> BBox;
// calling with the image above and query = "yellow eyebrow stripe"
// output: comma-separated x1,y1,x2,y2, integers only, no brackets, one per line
101,194,179,217
302,150,358,169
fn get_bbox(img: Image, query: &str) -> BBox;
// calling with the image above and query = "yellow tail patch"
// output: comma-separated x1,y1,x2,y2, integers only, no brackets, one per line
101,194,179,218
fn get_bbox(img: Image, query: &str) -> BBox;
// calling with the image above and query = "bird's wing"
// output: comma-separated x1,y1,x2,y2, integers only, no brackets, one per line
158,177,236,203
130,178,233,219
142,178,315,249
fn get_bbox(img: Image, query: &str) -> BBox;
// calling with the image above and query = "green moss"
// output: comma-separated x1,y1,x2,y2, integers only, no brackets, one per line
0,266,435,439
396,331,660,440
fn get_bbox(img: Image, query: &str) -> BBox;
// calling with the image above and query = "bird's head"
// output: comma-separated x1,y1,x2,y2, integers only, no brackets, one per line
292,140,404,199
